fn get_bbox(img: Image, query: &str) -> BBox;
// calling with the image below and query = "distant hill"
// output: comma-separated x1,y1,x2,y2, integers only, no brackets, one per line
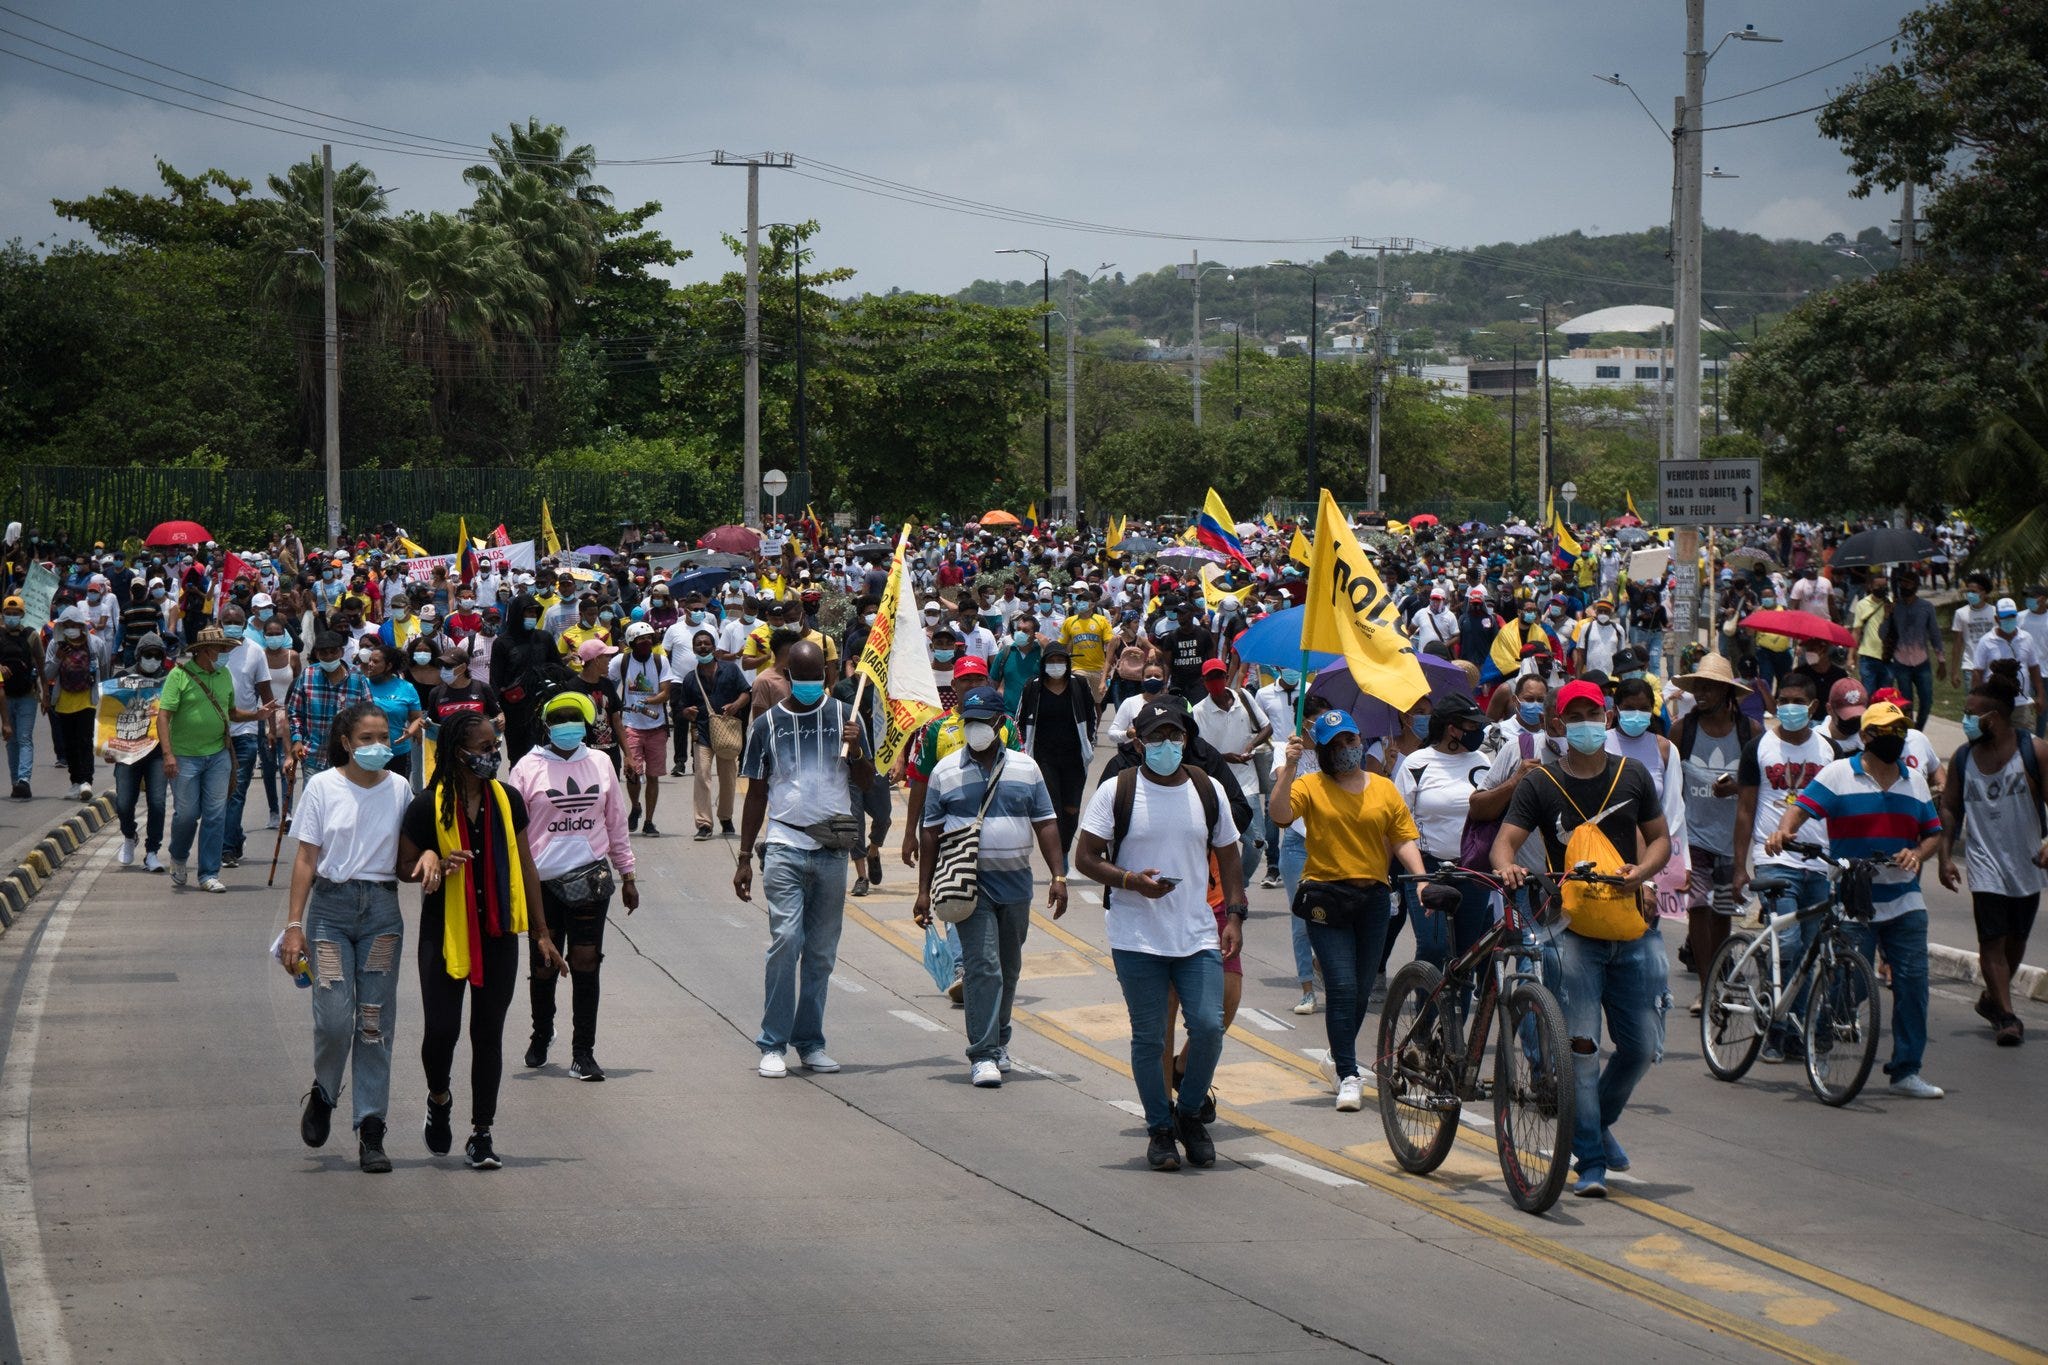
953,224,1898,360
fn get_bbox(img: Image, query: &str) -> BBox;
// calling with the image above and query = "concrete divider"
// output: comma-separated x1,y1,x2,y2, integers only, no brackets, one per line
0,787,113,940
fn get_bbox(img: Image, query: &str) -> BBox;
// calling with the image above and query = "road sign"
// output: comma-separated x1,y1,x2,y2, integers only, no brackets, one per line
1659,458,1761,525
761,468,789,498
1560,481,1578,503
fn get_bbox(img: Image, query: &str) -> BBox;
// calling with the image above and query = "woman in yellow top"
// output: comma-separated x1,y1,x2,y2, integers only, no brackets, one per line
1269,708,1426,1113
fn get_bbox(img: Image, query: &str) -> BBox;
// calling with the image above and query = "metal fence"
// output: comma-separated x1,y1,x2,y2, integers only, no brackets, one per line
14,465,764,548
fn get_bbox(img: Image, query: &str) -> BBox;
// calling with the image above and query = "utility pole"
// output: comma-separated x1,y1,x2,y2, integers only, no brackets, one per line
1190,250,1204,429
1895,180,1918,264
1064,276,1078,524
713,151,793,527
1671,1,1707,652
1509,340,1519,514
320,144,341,547
1538,299,1553,521
1367,244,1386,512
791,231,808,494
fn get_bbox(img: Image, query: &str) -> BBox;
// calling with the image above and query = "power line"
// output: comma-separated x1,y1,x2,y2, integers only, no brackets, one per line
1696,101,1831,133
1701,27,1906,106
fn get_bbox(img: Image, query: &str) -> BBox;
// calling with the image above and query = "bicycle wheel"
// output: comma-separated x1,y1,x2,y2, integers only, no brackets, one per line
1804,936,1881,1106
1376,961,1458,1175
1701,933,1768,1081
1493,981,1576,1215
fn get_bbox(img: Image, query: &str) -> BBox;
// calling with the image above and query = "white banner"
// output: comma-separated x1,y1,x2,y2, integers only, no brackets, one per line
400,540,536,583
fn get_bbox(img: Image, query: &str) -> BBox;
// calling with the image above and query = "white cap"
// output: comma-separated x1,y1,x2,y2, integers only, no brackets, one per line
624,621,655,643
1997,596,2020,615
251,592,273,608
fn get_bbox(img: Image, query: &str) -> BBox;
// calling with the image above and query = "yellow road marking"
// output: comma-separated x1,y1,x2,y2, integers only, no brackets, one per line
1017,951,1095,981
1206,1060,1324,1106
1625,1235,1837,1329
1035,1002,1133,1041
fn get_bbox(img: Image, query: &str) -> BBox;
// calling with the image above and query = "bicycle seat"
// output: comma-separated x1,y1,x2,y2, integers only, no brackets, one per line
1419,883,1462,914
1748,876,1793,896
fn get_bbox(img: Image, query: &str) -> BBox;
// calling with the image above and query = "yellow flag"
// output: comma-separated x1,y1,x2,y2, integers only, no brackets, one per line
540,499,561,557
1106,515,1124,553
1199,563,1254,609
1301,489,1428,711
1288,528,1312,564
1262,513,1280,533
394,535,430,559
1545,488,1555,528
1551,509,1583,561
1025,501,1038,529
1626,489,1641,521
1386,518,1408,536
857,527,944,769
455,516,469,557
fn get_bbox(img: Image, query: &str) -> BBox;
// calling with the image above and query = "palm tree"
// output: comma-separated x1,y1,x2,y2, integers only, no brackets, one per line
383,211,545,430
464,118,610,214
467,169,597,341
1955,370,2048,582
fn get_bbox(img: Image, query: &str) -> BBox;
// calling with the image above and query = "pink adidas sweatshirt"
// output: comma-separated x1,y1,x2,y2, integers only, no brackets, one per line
508,745,636,881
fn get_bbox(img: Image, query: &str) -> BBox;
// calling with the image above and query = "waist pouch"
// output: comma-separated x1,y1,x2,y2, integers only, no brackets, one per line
544,857,615,908
802,812,864,852
1291,878,1389,930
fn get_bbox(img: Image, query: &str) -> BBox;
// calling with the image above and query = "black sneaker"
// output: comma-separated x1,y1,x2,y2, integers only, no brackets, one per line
1175,1110,1216,1168
358,1116,392,1174
1195,1088,1218,1126
570,1051,605,1082
1147,1126,1182,1172
694,824,713,841
524,1036,548,1069
300,1082,334,1148
628,805,642,832
720,820,735,836
464,1130,502,1170
852,876,869,897
641,824,661,839
10,781,27,800
423,1095,453,1155
221,855,241,869
867,853,883,885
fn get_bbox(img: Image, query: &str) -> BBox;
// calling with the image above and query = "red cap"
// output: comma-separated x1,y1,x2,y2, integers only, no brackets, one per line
1828,677,1867,718
1200,658,1228,675
1556,679,1608,714
953,655,989,680
1869,686,1907,707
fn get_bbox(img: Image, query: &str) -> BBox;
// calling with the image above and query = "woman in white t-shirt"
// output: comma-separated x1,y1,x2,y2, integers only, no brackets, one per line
1390,693,1495,973
277,699,415,1174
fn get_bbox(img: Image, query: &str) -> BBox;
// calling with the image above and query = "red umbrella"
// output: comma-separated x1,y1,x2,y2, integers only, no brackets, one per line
1740,610,1854,647
1408,513,1439,527
697,524,762,556
1607,513,1643,528
146,519,212,547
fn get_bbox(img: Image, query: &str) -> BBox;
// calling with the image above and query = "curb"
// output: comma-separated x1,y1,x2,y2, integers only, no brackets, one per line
0,792,114,939
1929,940,2048,1004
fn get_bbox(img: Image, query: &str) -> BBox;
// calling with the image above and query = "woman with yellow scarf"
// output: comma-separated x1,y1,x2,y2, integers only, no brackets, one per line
399,712,564,1170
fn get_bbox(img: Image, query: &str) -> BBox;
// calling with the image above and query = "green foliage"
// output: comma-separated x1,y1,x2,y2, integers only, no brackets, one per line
535,433,738,530
51,161,267,251
1954,369,2048,581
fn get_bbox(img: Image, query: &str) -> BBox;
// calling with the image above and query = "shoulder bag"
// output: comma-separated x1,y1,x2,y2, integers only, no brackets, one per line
928,756,1007,923
174,662,240,801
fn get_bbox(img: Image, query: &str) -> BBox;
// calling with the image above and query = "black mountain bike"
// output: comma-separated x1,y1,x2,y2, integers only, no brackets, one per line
1374,864,1617,1215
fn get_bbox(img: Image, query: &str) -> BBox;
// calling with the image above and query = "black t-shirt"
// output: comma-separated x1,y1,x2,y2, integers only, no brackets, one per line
1158,625,1215,693
571,676,622,752
401,784,527,927
428,679,501,725
1503,754,1662,870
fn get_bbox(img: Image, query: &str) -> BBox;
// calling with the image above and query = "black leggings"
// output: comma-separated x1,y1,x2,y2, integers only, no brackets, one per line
418,918,520,1131
1039,753,1088,856
55,706,94,786
529,884,610,1055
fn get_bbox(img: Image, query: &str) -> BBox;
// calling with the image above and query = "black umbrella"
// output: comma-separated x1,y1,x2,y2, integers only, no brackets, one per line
848,541,893,562
1832,526,1935,568
637,541,684,558
1616,527,1651,547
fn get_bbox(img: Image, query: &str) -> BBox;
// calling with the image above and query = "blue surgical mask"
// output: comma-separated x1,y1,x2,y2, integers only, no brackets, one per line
599,611,615,624
264,633,291,649
523,618,540,631
1565,721,1607,754
318,657,343,674
1521,610,1537,624
547,722,586,751
789,680,825,705
1760,596,1776,608
1278,668,1301,688
352,742,393,772
1012,629,1031,647
258,607,275,621
931,648,956,664
689,610,708,624
1143,739,1184,775
1617,711,1653,738
1966,592,1982,606
223,624,245,641
1962,713,1983,743
1409,714,1431,739
1,614,19,628
438,667,457,685
1159,616,1178,633
1775,703,1811,732
1517,701,1545,728
694,649,714,664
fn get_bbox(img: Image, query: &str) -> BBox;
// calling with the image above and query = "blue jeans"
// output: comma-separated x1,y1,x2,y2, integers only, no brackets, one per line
956,893,1030,1063
1543,924,1670,1176
1279,828,1313,984
168,747,232,879
755,844,848,1055
4,694,35,783
1628,626,1664,676
306,877,404,1131
1890,659,1934,730
1303,883,1395,1080
1857,656,1889,696
1408,851,1496,971
113,753,167,850
1112,947,1224,1132
1843,909,1930,1081
222,734,260,860
1756,647,1792,693
1754,866,1830,1049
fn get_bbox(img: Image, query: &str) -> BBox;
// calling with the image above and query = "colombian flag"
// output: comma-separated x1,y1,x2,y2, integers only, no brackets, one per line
456,516,479,585
1195,488,1253,570
1550,513,1582,574
1024,501,1038,532
1482,615,1526,686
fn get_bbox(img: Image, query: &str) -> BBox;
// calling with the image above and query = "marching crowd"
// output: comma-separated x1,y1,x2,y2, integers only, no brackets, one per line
0,505,2033,1193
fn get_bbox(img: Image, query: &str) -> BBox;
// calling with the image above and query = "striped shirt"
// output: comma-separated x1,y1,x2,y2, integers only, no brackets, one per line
921,748,1055,904
1794,755,1941,921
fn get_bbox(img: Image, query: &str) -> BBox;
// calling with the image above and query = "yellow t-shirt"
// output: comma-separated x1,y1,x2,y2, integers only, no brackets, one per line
1290,770,1419,885
744,623,835,670
1851,595,1887,659
1059,612,1112,674
559,622,608,656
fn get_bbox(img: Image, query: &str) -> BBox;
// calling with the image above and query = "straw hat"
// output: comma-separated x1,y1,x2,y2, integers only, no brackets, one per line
1674,653,1750,693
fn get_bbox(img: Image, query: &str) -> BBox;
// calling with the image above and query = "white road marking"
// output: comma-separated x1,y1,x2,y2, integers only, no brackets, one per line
721,916,748,930
1010,1058,1060,1079
1245,1151,1360,1188
830,975,866,993
1241,1007,1293,1033
0,842,112,1365
888,1009,946,1033
1107,1099,1148,1117
1080,888,1101,905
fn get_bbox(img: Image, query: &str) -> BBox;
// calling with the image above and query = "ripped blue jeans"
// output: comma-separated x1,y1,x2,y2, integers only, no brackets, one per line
1542,923,1670,1176
307,877,405,1132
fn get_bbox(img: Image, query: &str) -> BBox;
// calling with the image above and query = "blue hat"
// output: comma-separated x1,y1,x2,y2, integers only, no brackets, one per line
1310,709,1360,745
959,685,1008,720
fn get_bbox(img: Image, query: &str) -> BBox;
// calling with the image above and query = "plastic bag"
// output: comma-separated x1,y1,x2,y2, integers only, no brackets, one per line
922,921,957,993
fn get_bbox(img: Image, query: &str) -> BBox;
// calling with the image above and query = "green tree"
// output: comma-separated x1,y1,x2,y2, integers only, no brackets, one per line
51,161,267,251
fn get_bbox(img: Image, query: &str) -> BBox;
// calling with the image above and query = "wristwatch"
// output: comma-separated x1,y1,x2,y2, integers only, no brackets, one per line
1224,903,1249,921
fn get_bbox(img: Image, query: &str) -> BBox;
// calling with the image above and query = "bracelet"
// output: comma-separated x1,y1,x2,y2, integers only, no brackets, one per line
1120,870,1132,890
1050,874,1067,882
286,921,304,931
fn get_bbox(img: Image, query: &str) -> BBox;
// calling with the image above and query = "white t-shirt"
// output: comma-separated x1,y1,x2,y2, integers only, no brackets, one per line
1080,772,1238,958
1954,602,1999,670
225,638,270,738
1391,746,1491,860
610,650,671,729
1972,629,2042,704
293,767,409,883
1742,728,1835,876
1192,690,1264,806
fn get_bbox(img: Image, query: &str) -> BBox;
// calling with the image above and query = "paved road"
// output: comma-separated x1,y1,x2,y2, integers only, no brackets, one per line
1,749,2043,1364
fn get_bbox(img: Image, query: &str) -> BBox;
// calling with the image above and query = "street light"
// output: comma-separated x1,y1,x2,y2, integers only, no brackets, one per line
1176,258,1233,427
1835,247,1879,276
1053,262,1115,523
1269,260,1323,501
1205,316,1244,420
996,248,1054,506
1509,295,1572,520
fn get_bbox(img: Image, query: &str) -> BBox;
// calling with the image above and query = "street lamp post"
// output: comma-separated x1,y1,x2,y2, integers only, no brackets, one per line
1052,264,1114,524
1207,317,1242,419
1509,295,1572,519
1178,257,1231,428
997,249,1053,508
1271,260,1322,500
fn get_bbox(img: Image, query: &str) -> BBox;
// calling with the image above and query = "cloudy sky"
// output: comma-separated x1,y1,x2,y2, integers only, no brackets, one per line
0,0,1919,292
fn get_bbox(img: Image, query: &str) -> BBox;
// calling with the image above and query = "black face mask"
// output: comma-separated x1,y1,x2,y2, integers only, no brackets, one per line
459,749,502,779
1140,678,1166,695
1864,733,1907,764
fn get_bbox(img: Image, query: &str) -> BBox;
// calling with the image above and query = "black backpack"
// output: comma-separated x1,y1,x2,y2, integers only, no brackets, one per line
1676,709,1757,763
1104,765,1219,910
1945,736,2046,842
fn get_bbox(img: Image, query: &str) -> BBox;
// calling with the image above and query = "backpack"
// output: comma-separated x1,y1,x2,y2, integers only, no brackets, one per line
1945,737,2046,842
0,629,33,698
1676,709,1756,763
1531,761,1651,941
1104,764,1219,911
54,641,94,694
1460,729,1535,868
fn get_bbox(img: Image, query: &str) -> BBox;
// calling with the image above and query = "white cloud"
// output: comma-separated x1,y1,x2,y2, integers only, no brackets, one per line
1743,195,1853,245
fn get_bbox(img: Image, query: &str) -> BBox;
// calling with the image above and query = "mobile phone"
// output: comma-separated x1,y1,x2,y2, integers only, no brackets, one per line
1154,876,1180,891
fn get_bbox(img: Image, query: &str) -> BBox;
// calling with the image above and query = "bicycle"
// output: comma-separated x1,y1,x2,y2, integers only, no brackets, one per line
1701,840,1885,1106
1374,863,1616,1215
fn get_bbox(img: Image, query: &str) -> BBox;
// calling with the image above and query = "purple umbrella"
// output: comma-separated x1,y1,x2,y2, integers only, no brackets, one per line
575,544,618,558
1307,652,1471,738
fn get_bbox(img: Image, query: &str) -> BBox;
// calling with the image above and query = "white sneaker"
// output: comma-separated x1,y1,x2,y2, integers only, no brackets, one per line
169,861,188,888
75,783,93,801
757,1052,788,1078
118,838,135,866
265,813,280,830
1292,989,1317,1015
1889,1073,1945,1099
798,1049,840,1073
1315,1050,1338,1089
994,1048,1012,1074
1335,1075,1364,1112
971,1060,1003,1088
144,852,165,874
199,877,227,894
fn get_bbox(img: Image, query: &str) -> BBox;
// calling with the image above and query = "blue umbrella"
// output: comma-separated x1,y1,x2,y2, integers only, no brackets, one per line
1308,651,1471,738
1226,606,1338,672
672,566,732,597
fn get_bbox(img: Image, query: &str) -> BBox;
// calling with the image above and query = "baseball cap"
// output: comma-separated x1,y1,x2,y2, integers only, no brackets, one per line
437,646,470,669
1996,596,2020,617
2,596,22,613
576,638,618,663
1309,709,1360,745
1828,678,1867,718
1861,700,1908,732
959,685,1007,720
1132,698,1191,738
952,654,989,681
1466,587,1486,602
1556,679,1607,715
1429,586,1446,600
251,592,273,609
1869,686,1907,707
1200,658,1228,676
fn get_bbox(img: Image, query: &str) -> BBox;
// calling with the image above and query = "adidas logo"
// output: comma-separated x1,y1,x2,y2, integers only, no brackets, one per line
546,775,603,816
